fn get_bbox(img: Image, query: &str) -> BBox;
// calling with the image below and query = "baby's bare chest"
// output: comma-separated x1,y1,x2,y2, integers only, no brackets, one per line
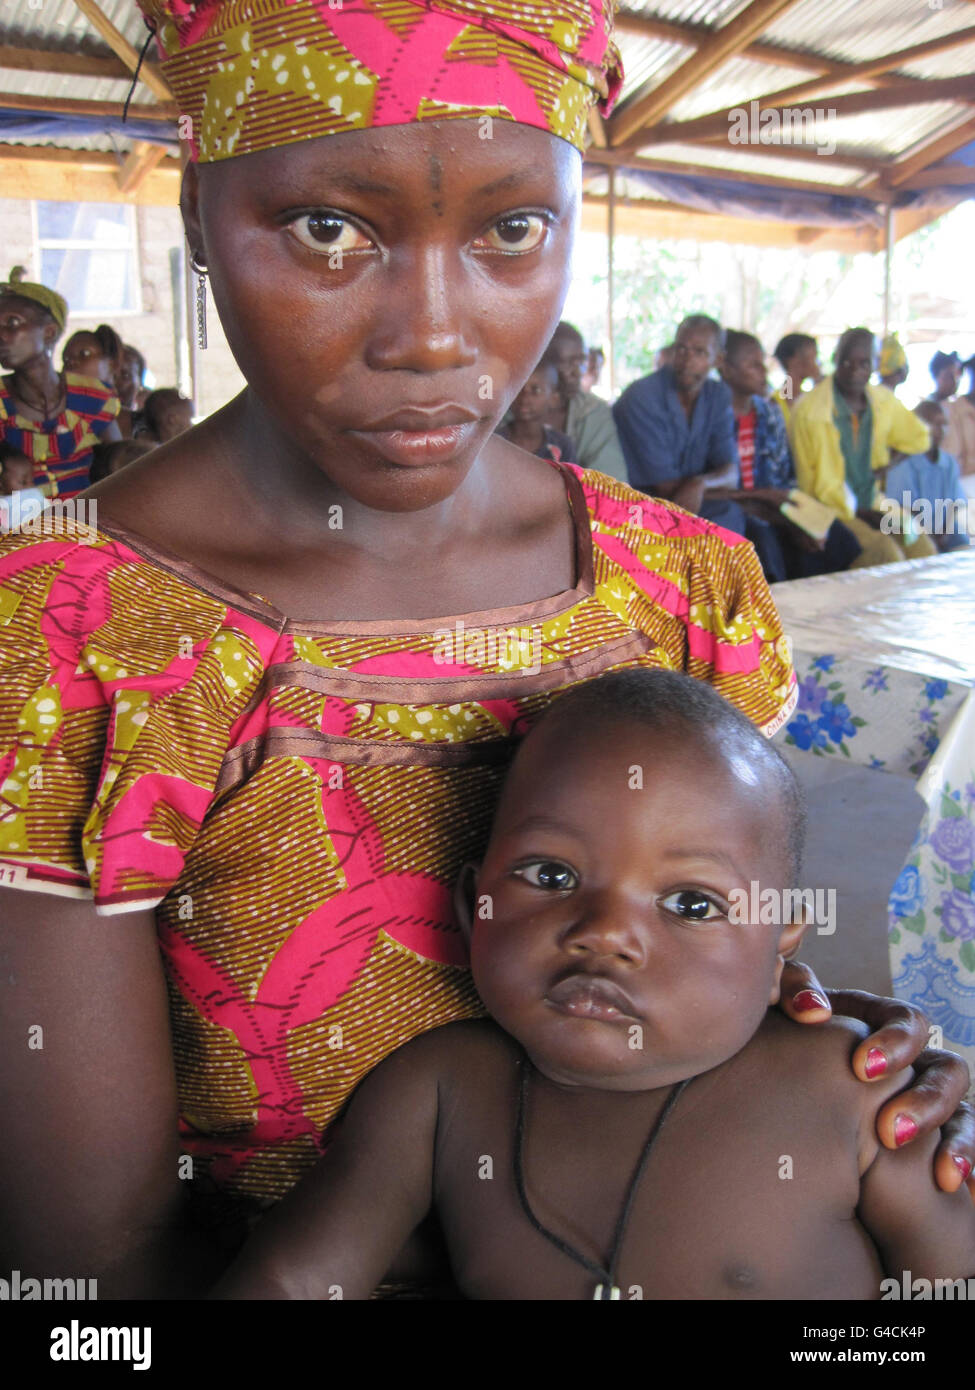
434,1077,880,1301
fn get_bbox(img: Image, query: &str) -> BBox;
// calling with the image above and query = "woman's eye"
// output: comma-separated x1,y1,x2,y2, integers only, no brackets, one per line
287,214,373,255
515,860,578,891
477,214,549,253
659,890,724,921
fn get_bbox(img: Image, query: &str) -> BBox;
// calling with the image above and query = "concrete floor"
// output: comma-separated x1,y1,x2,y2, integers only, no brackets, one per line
777,749,925,998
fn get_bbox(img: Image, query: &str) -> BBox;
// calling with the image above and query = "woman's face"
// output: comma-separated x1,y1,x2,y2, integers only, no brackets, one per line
116,350,143,405
184,119,579,512
0,295,56,371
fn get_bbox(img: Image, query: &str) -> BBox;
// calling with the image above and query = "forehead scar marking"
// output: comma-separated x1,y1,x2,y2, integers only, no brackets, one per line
429,154,444,216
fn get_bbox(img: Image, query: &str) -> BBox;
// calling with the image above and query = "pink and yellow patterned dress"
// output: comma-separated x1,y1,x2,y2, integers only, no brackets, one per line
0,464,796,1227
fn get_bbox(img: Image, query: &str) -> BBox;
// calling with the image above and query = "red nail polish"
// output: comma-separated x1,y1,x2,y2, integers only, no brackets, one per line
894,1114,918,1147
952,1155,973,1182
864,1048,887,1079
793,989,829,1013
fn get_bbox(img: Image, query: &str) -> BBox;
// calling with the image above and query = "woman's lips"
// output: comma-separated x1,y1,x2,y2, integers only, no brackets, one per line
545,975,640,1023
349,419,480,467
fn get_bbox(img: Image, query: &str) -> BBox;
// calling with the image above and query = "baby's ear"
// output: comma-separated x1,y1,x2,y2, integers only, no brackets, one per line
768,909,811,1005
452,861,480,943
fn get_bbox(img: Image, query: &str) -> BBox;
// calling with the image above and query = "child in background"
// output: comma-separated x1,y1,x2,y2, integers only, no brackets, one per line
88,437,157,485
138,388,194,444
497,362,576,464
0,442,46,530
883,402,969,552
216,670,975,1302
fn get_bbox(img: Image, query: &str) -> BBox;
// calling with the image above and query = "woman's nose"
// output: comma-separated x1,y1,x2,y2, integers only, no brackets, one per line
366,245,477,374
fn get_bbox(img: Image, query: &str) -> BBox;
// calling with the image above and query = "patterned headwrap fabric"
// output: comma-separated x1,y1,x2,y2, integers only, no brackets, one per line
1,266,68,332
139,0,622,161
879,332,907,377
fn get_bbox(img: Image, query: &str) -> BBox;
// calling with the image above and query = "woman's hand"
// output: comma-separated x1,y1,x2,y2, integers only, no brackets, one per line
778,961,975,1199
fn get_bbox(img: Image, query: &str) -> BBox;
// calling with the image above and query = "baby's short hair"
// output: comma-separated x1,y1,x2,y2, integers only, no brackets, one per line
540,669,806,880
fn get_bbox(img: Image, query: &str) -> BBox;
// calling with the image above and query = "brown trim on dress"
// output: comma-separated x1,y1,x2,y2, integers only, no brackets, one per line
92,461,595,637
215,729,515,793
262,631,652,704
93,517,289,631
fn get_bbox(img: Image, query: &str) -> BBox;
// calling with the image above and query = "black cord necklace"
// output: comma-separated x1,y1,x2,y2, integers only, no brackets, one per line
513,1058,690,1300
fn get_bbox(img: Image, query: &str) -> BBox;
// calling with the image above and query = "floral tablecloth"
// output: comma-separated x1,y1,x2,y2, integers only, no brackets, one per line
770,551,975,1071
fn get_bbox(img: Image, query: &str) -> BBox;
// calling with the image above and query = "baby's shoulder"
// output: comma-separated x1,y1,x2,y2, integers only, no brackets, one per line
375,1020,519,1086
754,1011,910,1122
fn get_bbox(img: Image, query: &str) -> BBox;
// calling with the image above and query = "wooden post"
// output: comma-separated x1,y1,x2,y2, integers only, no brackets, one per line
607,167,617,398
882,203,894,340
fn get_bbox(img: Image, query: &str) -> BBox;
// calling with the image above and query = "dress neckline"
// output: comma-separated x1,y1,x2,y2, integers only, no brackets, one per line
92,460,596,637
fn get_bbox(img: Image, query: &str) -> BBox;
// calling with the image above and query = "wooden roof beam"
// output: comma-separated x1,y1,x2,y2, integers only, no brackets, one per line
676,135,886,173
613,9,971,88
0,44,132,81
894,162,975,190
0,90,177,122
583,146,869,199
609,0,806,145
867,112,975,194
0,144,180,206
631,75,975,152
71,0,171,102
620,27,975,148
117,140,167,194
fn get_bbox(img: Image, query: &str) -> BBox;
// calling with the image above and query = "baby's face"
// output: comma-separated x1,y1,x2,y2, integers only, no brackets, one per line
471,718,793,1091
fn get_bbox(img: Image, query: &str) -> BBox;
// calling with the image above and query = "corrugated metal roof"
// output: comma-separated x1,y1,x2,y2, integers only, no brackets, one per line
0,0,971,203
610,0,975,171
763,0,975,64
0,0,149,49
628,141,864,187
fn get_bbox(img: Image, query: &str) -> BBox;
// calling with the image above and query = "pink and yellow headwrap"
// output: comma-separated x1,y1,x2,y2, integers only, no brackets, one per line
139,0,622,161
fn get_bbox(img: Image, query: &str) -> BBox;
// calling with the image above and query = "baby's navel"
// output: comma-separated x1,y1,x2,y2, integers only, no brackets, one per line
723,1264,760,1294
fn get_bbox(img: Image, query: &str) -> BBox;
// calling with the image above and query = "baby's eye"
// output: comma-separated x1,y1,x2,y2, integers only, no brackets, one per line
287,213,373,255
515,860,578,892
659,890,724,921
476,214,549,253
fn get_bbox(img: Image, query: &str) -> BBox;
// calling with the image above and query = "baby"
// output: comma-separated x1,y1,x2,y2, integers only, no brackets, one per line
217,670,975,1300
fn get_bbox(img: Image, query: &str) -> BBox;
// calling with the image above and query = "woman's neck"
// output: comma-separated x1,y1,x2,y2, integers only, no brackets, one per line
12,354,62,415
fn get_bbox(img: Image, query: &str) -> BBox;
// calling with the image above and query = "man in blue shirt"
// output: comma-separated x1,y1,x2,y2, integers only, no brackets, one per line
612,315,745,534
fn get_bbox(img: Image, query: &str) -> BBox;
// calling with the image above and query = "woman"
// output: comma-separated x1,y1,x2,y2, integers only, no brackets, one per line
0,268,122,497
0,0,971,1299
116,343,150,436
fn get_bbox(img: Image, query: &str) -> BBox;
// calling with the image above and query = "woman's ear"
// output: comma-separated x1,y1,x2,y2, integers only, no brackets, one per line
768,913,811,1005
452,861,479,943
180,162,204,263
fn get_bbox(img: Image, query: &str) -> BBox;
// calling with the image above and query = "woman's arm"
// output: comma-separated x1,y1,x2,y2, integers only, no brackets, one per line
0,892,216,1297
776,963,975,1196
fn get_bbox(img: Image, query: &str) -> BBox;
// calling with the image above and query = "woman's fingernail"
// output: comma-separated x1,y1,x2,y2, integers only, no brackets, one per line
864,1048,887,1078
952,1155,973,1181
894,1114,918,1147
793,989,829,1013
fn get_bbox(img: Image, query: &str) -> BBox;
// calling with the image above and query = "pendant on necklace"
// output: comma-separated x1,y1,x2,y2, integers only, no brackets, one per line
593,1283,621,1300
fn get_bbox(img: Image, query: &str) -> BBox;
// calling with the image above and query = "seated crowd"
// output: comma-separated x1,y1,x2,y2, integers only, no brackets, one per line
1,264,972,576
0,269,195,507
499,315,973,581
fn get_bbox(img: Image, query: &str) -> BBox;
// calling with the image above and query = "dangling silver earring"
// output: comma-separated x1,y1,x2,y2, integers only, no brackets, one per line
190,251,208,350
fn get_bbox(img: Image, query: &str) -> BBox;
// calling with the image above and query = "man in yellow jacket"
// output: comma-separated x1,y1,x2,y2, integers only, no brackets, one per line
789,328,936,565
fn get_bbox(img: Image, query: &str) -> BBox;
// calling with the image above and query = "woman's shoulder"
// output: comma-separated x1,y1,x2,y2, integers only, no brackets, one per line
0,512,279,660
570,462,757,555
567,463,797,735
